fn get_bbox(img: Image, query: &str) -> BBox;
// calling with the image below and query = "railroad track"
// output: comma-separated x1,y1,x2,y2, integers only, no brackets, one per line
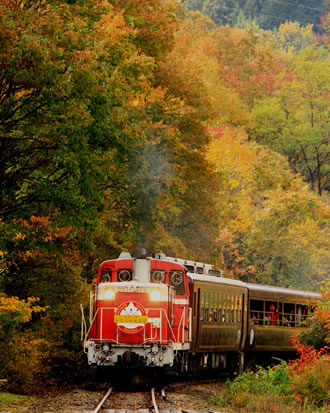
81,386,174,413
64,377,228,413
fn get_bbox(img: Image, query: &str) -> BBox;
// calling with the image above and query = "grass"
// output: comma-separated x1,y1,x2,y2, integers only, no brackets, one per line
209,360,329,413
0,392,38,413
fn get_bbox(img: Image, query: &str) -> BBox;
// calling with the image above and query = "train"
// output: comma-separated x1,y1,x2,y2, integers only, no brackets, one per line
81,250,320,377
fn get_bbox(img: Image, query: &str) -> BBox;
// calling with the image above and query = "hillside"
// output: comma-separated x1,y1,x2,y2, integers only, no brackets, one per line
185,0,329,31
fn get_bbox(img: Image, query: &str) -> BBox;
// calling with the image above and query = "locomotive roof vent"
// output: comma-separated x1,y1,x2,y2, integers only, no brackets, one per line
118,252,132,259
154,253,166,259
137,248,148,259
208,269,223,277
162,255,223,277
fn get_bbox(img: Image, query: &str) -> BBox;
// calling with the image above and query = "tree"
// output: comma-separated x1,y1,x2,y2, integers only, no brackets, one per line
276,21,314,53
250,46,330,195
207,126,329,288
186,0,328,32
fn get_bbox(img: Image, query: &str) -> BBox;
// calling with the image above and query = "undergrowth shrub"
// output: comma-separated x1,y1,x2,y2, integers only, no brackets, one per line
210,361,297,412
288,343,330,409
0,296,48,393
291,356,329,408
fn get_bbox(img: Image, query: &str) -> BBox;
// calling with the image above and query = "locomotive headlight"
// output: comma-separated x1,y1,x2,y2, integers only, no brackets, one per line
103,287,115,300
149,288,161,301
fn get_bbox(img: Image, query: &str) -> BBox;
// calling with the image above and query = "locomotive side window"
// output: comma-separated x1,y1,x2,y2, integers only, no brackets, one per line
151,270,166,284
169,271,185,295
100,270,112,283
118,269,132,282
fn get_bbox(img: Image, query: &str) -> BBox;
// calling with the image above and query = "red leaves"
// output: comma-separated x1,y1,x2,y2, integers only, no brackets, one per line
289,341,329,376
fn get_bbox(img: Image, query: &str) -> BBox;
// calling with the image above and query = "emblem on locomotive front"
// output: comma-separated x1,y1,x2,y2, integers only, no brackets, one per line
114,301,148,333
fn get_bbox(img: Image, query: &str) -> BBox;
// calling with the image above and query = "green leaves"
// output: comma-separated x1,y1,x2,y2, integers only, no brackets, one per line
251,46,330,195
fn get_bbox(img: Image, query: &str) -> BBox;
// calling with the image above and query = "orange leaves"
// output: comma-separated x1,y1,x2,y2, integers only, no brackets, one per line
6,215,75,265
15,216,72,243
97,8,132,45
216,26,285,106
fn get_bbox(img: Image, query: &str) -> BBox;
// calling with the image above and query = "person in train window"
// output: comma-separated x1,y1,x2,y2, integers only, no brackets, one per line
268,303,275,325
264,315,270,325
250,313,257,324
282,315,290,327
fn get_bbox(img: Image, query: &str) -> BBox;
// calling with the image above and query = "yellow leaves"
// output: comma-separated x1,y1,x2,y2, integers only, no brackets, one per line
97,8,132,46
14,232,26,241
207,126,256,233
0,296,47,326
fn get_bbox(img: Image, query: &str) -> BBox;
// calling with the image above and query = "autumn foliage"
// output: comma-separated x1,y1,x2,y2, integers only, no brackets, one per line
0,0,329,393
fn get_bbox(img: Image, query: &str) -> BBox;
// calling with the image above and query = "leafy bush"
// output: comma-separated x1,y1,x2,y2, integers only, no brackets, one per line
298,287,330,350
211,361,298,412
288,343,330,409
0,296,48,393
291,356,330,408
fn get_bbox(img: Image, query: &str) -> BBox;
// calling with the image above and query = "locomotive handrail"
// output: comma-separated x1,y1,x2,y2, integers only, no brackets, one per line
90,291,96,324
188,307,192,342
83,306,117,350
84,304,190,349
162,307,185,345
142,323,158,344
85,306,179,346
80,304,87,341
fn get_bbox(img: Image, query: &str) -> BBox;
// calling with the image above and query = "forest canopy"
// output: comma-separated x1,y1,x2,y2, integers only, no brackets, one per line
0,0,329,391
185,0,330,32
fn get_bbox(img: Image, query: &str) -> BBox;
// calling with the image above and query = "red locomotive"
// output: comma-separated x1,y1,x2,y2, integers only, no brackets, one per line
81,250,320,375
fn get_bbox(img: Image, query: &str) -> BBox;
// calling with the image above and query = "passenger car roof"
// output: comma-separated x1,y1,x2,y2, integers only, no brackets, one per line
188,273,247,288
247,283,320,299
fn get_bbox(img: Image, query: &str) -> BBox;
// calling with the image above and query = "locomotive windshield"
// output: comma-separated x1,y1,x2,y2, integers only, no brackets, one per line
100,270,112,283
118,269,132,282
151,270,166,283
169,270,185,295
150,269,185,295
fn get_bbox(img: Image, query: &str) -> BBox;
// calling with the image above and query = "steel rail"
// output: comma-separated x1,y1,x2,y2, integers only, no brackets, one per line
93,386,113,413
151,388,160,413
